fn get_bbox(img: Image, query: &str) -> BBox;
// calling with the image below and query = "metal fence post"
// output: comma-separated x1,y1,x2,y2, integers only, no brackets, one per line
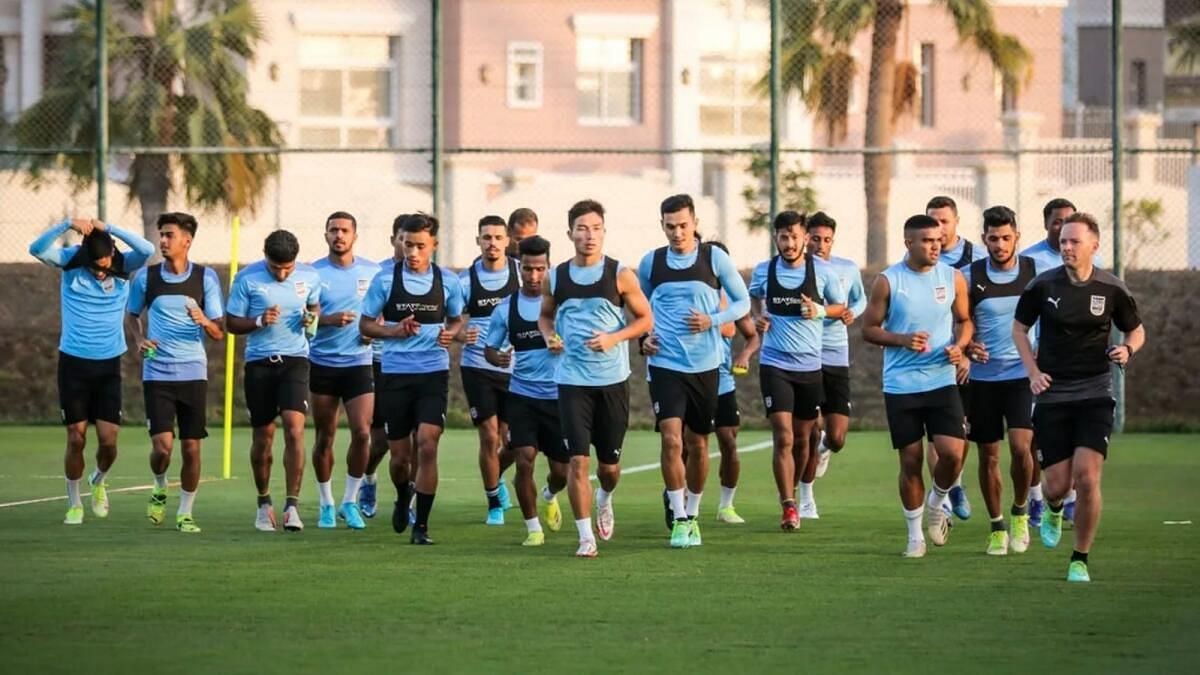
1111,0,1125,432
431,0,444,262
768,0,781,246
95,0,108,221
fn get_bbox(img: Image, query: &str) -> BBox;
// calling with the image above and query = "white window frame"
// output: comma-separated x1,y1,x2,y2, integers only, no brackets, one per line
296,34,400,149
575,35,643,127
506,41,543,109
697,54,770,139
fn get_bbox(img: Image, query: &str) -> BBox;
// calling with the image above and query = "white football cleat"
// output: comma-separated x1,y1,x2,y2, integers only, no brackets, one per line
575,538,598,558
595,490,614,541
903,538,927,558
799,501,820,520
925,501,950,546
255,505,276,532
283,505,304,532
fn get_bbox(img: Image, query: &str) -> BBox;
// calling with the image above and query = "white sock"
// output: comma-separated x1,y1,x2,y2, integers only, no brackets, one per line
153,473,168,490
952,472,963,489
1065,488,1077,505
575,517,593,542
178,489,196,516
818,431,828,452
342,474,363,505
317,480,335,507
88,468,107,486
904,506,924,541
364,473,377,485
685,490,702,518
525,517,542,534
596,488,613,508
541,485,557,502
1030,483,1044,501
718,485,736,510
927,484,950,509
798,481,814,505
66,478,82,507
667,488,687,520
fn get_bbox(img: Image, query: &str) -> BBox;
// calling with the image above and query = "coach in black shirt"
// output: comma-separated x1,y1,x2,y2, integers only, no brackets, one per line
1012,212,1145,583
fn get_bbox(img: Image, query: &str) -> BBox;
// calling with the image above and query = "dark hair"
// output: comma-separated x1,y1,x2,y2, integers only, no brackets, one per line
478,215,507,231
264,229,300,263
508,207,538,229
568,199,605,227
391,213,411,237
660,193,695,217
926,195,958,215
518,235,551,259
156,212,198,237
982,205,1017,231
1042,198,1076,224
807,211,836,231
326,211,357,231
904,214,940,231
1063,212,1100,236
772,210,806,231
706,240,729,255
84,229,116,260
400,213,439,237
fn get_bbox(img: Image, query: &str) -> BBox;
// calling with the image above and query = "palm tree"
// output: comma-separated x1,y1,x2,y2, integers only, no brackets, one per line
13,0,282,242
1168,12,1200,74
776,0,1031,266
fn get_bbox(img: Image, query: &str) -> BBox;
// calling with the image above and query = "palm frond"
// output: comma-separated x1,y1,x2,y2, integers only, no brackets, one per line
1168,13,1200,74
938,0,1033,93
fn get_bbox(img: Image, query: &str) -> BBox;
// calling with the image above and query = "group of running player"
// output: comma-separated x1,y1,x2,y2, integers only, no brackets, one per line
33,191,1142,581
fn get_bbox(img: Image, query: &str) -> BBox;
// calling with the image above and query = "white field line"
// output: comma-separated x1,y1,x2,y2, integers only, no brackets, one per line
0,478,218,509
590,439,773,480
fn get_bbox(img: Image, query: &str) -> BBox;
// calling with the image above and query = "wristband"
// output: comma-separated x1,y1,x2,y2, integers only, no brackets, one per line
255,315,263,328
811,304,827,321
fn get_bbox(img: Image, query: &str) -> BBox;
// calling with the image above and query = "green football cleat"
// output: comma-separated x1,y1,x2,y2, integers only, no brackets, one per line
539,494,563,532
716,506,745,524
986,529,1009,556
147,489,167,526
63,506,84,525
522,531,545,547
687,519,703,547
1011,514,1031,553
1041,509,1063,549
670,520,691,548
90,482,109,519
175,514,201,533
1067,560,1091,582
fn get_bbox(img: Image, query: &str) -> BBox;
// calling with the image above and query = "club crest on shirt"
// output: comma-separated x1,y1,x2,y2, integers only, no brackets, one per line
933,285,948,304
1090,294,1106,316
294,281,308,298
357,278,371,297
101,277,115,293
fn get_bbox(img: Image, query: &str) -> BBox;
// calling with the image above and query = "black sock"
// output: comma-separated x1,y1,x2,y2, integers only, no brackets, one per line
1011,503,1028,517
990,518,1006,532
1071,549,1088,564
485,485,501,510
415,491,435,530
397,482,412,507
257,494,271,507
285,496,299,510
1049,501,1064,514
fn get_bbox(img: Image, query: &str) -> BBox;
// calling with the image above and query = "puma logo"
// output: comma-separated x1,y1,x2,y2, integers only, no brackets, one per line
976,284,986,292
896,288,909,297
1047,297,1061,308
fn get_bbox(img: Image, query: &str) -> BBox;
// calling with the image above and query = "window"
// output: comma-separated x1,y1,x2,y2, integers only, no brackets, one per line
507,42,543,108
1000,76,1017,114
576,36,642,125
919,43,935,127
298,35,397,148
698,56,769,137
0,37,14,120
1132,59,1147,108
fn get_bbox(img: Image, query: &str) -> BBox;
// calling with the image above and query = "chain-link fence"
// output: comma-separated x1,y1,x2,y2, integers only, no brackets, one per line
2,0,1197,428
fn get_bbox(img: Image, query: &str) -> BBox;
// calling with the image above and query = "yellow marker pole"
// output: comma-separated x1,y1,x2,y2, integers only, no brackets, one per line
222,216,241,479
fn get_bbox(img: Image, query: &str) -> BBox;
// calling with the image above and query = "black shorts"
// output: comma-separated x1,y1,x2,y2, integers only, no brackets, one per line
883,385,966,449
967,378,1033,444
58,352,122,426
309,362,374,402
715,391,740,429
371,361,385,430
244,357,310,428
820,365,852,417
558,381,629,465
648,366,718,434
379,370,449,440
144,380,208,439
759,365,823,421
1033,397,1115,468
508,393,569,463
958,382,972,420
461,367,510,425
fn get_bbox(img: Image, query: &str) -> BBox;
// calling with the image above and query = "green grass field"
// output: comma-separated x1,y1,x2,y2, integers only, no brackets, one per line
1,427,1197,674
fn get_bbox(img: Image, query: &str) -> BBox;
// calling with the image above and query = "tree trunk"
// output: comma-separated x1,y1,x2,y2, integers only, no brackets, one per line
131,153,170,252
863,0,903,267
